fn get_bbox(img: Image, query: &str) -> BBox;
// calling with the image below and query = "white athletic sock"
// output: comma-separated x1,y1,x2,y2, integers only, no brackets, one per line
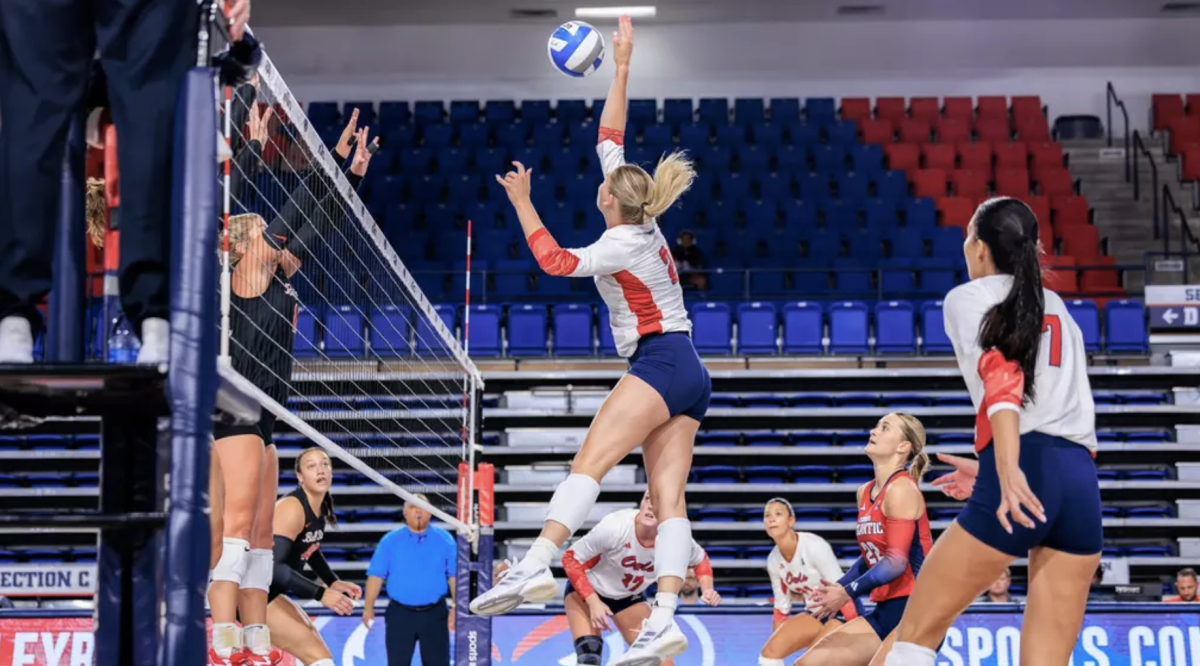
544,473,601,535
242,623,271,656
523,537,559,570
308,660,335,666
758,657,785,666
885,641,937,666
650,592,678,625
211,622,242,659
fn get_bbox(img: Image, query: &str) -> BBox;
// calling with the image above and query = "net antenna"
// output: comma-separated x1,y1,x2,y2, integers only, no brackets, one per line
218,44,483,537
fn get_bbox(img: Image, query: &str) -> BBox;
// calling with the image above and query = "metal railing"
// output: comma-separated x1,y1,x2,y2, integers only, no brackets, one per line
1106,81,1131,182
1131,130,1161,243
1162,184,1200,259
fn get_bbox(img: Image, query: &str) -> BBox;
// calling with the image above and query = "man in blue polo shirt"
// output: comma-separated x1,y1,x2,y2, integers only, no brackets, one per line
363,494,456,666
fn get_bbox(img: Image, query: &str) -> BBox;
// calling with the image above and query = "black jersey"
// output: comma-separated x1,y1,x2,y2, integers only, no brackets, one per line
228,261,298,412
269,486,327,602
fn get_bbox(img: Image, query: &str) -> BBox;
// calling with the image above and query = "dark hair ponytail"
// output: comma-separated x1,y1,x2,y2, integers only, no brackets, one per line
295,447,337,526
974,197,1044,405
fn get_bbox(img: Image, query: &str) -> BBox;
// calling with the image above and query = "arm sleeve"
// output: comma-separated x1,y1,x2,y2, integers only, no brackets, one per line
228,139,262,216
229,83,257,156
306,548,339,586
687,541,709,569
836,556,867,587
597,127,626,175
844,518,917,599
272,535,324,601
768,562,792,619
562,549,600,599
979,349,1025,417
527,228,631,277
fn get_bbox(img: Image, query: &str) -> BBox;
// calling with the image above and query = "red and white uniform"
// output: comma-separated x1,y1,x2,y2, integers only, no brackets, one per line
942,275,1097,453
526,127,691,357
766,532,846,620
856,472,933,603
562,509,711,600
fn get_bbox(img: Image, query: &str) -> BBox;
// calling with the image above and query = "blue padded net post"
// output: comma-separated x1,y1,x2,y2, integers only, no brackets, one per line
161,66,219,666
49,112,86,362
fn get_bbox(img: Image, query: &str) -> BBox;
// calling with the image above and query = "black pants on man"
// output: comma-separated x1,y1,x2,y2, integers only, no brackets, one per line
0,0,198,334
385,601,450,666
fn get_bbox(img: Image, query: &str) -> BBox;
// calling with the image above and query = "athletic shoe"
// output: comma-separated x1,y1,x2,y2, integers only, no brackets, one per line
136,317,169,364
0,317,33,363
207,648,233,666
231,649,283,666
468,560,556,616
610,616,688,666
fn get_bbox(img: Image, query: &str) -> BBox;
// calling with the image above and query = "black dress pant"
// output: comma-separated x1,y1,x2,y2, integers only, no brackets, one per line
0,0,198,334
385,601,450,666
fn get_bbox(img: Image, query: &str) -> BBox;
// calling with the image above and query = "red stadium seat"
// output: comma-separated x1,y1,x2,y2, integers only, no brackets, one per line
1051,195,1091,228
1015,120,1051,142
1153,94,1185,131
885,143,921,172
975,118,1012,143
1080,255,1123,294
1042,255,1078,293
951,169,990,200
1182,146,1200,181
1058,225,1100,261
1186,94,1200,116
958,142,993,174
936,196,976,229
993,142,1029,170
935,117,971,144
1038,217,1055,253
898,118,932,144
910,97,940,121
943,97,973,120
860,118,895,144
841,98,872,123
977,96,1009,119
1027,195,1051,229
922,143,957,171
1037,168,1075,198
1011,96,1043,125
911,169,948,198
876,97,907,123
1028,142,1065,173
994,169,1030,198
1167,116,1200,155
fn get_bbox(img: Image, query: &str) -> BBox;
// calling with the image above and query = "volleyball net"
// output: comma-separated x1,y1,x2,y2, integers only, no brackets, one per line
216,47,484,535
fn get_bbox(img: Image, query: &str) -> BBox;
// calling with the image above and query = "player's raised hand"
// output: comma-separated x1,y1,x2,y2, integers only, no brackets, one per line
495,161,533,205
350,127,379,177
226,0,251,42
336,108,361,159
930,452,979,501
330,580,363,600
248,104,272,145
996,465,1046,534
612,15,634,70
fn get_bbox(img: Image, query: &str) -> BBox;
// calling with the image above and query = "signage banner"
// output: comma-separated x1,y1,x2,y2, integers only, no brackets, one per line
0,567,95,598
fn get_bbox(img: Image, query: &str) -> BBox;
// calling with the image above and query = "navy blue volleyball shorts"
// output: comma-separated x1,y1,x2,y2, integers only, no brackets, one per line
863,597,908,640
956,432,1103,557
627,332,711,422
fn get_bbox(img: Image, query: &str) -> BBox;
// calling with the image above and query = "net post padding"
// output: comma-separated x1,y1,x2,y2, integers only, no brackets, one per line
456,462,494,666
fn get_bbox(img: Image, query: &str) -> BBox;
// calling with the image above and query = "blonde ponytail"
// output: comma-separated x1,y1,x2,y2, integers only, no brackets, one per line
606,150,696,224
893,412,929,482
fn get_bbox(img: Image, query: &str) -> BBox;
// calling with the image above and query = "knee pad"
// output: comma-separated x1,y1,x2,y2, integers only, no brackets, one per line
308,660,335,666
241,548,273,592
546,474,601,535
759,657,785,666
653,518,692,581
211,538,251,585
574,636,604,666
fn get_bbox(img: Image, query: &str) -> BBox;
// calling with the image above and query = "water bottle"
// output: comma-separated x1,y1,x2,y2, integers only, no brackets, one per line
107,315,140,363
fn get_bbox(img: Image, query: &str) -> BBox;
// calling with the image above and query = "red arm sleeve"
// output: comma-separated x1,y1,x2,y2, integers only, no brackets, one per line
527,228,581,277
839,599,860,620
974,349,1025,452
882,517,916,563
597,126,624,146
562,549,599,600
693,555,713,578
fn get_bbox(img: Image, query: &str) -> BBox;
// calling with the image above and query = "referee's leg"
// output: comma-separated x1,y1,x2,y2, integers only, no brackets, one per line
386,604,419,666
93,0,199,331
0,0,95,338
417,604,452,666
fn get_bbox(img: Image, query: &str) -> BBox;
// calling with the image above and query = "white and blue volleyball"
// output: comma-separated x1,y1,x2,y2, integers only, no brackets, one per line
548,21,606,78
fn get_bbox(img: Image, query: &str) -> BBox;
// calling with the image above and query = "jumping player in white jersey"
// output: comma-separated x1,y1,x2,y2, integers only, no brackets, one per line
561,491,720,666
882,197,1101,666
759,498,858,666
473,16,710,666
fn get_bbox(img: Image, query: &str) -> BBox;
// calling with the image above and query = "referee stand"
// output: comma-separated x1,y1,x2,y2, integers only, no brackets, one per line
456,462,495,666
0,7,258,666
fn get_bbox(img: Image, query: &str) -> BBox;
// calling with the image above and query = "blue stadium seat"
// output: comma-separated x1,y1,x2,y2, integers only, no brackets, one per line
812,145,848,174
790,394,833,407
918,259,958,295
783,301,824,354
875,171,909,200
597,306,618,356
929,226,964,258
1065,299,1101,352
770,98,801,124
378,101,410,126
521,100,551,124
789,123,821,147
1124,469,1170,481
698,98,730,125
883,393,928,407
1126,431,1169,443
838,464,876,484
879,257,916,294
695,466,741,484
457,123,490,150
805,98,837,126
550,303,593,356
794,507,835,522
836,394,879,407
423,123,454,150
745,432,787,447
1105,300,1148,352
695,507,740,523
829,301,869,354
739,146,770,175
875,301,916,353
663,99,694,126
743,395,787,408
737,302,778,355
691,303,733,354
745,584,774,598
1126,545,1173,557
791,465,835,483
294,308,319,357
799,173,831,202
415,305,457,356
776,146,808,174
758,173,790,202
507,304,549,357
1124,505,1171,517
370,305,412,357
921,300,953,353
697,432,739,447
735,98,766,125
836,172,870,200
745,466,790,484
833,259,872,295
751,122,783,147
850,145,885,177
450,100,480,124
931,508,961,521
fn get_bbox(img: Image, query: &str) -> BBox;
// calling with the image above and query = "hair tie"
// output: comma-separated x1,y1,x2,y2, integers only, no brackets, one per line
641,201,651,209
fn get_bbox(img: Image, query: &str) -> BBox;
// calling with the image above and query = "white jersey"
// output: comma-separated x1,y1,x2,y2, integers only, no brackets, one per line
766,532,845,616
943,275,1097,452
565,509,707,600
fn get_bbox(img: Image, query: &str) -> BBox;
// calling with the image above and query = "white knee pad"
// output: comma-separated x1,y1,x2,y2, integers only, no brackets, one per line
308,660,335,666
885,642,937,666
211,538,251,585
654,518,692,581
759,657,785,666
545,474,600,535
241,548,274,592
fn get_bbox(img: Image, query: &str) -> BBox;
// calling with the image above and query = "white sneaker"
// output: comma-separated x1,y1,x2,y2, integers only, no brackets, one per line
0,317,34,363
136,317,169,364
468,560,557,616
611,616,688,666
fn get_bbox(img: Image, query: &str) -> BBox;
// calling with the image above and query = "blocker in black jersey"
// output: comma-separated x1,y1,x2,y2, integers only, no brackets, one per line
270,485,334,603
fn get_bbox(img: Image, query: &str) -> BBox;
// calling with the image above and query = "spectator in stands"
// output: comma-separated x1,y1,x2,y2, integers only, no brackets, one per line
0,595,13,609
1164,568,1198,602
363,494,456,666
680,567,701,605
980,568,1013,603
671,230,708,290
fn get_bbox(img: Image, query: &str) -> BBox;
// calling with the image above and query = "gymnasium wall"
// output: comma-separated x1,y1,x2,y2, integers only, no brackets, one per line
256,18,1200,128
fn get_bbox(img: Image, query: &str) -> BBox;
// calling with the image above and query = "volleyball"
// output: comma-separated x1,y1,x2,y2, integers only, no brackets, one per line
547,21,606,78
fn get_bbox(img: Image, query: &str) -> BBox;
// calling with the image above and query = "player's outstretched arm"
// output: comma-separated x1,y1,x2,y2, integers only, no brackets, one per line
599,15,634,136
